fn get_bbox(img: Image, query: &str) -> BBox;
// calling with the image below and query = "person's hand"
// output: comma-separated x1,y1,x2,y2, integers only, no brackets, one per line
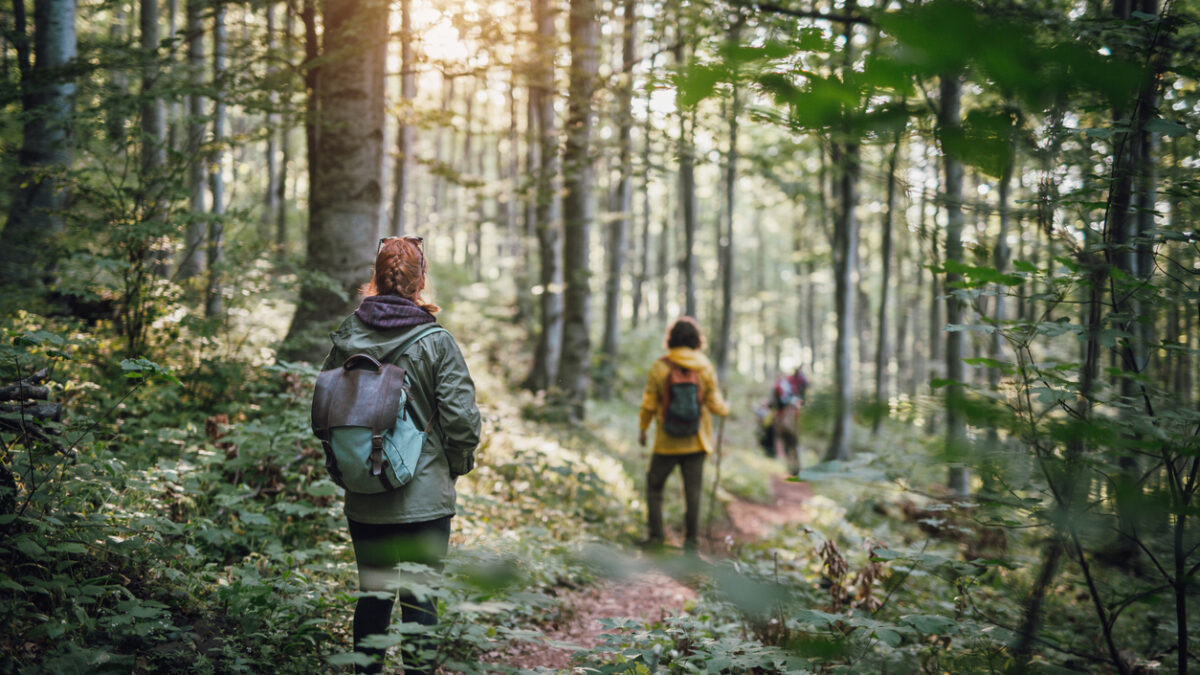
638,429,647,447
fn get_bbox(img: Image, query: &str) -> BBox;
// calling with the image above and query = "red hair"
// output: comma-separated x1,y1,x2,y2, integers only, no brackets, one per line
361,237,440,314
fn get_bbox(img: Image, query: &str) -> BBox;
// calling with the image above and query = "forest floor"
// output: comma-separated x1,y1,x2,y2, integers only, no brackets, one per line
492,474,813,671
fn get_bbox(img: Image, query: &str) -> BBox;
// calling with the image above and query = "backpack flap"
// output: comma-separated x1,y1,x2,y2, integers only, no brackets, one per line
311,354,409,493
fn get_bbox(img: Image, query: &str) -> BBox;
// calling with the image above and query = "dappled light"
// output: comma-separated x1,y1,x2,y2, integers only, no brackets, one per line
2,0,1199,671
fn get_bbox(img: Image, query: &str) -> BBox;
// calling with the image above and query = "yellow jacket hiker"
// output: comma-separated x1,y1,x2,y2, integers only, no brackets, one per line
639,347,730,455
637,317,730,553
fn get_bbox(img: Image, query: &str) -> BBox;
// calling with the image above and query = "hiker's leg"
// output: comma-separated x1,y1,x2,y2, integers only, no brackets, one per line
680,451,706,548
352,593,394,675
645,453,676,542
348,518,401,674
395,517,452,675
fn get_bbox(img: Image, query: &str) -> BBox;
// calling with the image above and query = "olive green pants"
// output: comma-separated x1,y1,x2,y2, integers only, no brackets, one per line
645,451,706,546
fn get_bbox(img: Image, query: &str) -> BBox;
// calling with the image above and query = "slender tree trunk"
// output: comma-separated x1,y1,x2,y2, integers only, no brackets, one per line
166,0,180,150
0,0,76,288
987,122,1016,443
631,85,653,329
940,73,969,497
554,0,599,418
204,0,226,318
522,0,563,392
178,0,206,279
141,0,169,276
596,0,636,400
276,2,294,261
872,129,902,435
517,80,539,325
389,0,416,235
677,101,697,318
824,138,859,463
280,0,387,360
262,1,280,245
715,20,741,385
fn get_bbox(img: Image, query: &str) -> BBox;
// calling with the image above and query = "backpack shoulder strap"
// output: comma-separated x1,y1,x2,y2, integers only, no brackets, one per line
388,323,449,432
390,323,449,361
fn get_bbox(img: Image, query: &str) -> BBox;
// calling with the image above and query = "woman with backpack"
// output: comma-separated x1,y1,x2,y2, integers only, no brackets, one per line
318,235,481,675
637,317,730,554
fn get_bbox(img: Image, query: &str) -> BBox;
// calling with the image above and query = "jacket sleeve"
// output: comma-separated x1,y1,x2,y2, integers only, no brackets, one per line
703,366,731,417
434,334,481,477
639,362,663,432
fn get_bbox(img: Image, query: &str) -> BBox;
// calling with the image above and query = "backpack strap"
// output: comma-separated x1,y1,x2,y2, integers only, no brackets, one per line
387,323,449,433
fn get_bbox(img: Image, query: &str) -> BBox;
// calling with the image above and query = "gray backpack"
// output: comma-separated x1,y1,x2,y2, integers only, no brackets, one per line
310,324,446,493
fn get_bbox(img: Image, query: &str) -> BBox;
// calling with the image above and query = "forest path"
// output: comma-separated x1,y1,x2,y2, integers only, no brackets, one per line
493,473,811,671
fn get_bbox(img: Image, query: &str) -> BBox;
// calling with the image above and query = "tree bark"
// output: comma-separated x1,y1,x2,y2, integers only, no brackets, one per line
389,0,416,236
824,138,859,463
596,0,636,400
178,0,206,279
262,1,281,245
280,0,388,360
0,0,76,288
715,19,741,386
940,72,969,497
140,0,167,267
677,98,698,318
204,0,227,318
555,0,599,418
521,0,563,392
872,129,902,435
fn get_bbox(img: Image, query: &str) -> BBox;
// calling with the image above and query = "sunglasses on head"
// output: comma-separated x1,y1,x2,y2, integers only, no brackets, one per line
376,235,427,272
377,234,423,254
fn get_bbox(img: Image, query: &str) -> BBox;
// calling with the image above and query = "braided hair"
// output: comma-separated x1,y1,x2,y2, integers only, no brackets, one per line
360,237,440,314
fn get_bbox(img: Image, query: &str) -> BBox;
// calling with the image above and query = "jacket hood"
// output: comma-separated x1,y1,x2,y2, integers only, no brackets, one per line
328,314,439,363
665,347,713,371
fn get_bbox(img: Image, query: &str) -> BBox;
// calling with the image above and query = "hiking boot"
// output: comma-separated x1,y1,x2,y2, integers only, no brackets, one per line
637,537,665,552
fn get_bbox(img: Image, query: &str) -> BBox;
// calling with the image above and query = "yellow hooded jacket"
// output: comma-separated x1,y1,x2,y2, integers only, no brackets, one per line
639,347,730,455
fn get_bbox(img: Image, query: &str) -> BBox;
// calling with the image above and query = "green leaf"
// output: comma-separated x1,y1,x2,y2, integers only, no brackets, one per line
1145,118,1189,137
327,652,375,667
901,614,960,635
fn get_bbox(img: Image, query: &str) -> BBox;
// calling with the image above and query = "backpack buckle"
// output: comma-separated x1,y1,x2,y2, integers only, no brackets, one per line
370,435,384,475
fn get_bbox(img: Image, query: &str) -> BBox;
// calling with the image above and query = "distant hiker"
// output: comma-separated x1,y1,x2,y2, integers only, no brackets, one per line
770,367,807,476
638,317,730,554
318,235,481,675
754,399,776,458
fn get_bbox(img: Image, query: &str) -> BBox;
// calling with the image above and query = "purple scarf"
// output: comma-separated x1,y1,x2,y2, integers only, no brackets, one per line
355,295,436,331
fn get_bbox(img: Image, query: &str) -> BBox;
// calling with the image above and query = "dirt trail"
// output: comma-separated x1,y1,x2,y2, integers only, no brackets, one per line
496,474,811,671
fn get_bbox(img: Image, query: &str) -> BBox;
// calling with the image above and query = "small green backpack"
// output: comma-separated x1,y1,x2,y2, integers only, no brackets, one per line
310,325,445,494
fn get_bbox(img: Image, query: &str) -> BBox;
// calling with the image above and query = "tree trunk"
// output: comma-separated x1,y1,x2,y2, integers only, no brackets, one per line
204,0,227,318
280,0,388,360
521,0,563,392
262,1,280,245
276,2,294,261
715,20,741,385
389,0,416,236
824,139,859,463
631,84,653,329
554,0,599,418
940,73,969,497
179,0,206,279
677,99,698,318
872,129,902,435
596,0,636,400
0,0,76,288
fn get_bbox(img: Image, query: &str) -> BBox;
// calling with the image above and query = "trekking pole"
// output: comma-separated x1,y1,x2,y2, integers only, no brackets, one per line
704,415,727,541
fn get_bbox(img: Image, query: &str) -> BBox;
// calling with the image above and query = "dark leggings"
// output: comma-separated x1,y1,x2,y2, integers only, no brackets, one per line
348,516,452,675
646,451,706,547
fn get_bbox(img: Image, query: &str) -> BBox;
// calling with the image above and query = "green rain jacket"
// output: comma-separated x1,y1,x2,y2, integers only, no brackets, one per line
320,315,481,524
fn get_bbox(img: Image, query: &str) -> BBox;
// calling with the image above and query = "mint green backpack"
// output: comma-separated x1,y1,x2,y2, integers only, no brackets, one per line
310,325,445,494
